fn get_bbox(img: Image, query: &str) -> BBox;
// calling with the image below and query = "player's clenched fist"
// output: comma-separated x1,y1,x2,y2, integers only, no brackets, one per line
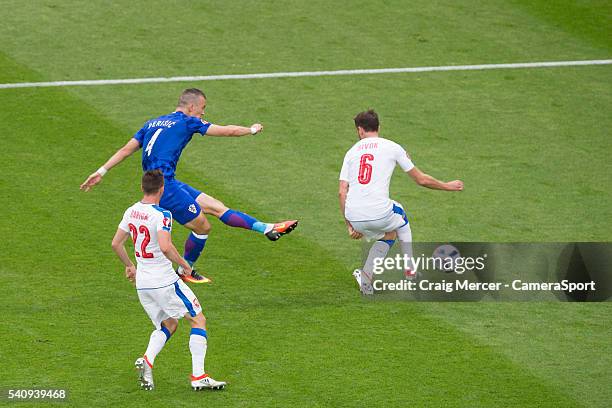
125,265,136,283
250,123,264,134
347,224,363,240
446,180,464,191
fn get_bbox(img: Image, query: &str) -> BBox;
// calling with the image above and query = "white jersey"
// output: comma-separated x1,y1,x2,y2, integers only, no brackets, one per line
339,137,414,222
118,202,178,290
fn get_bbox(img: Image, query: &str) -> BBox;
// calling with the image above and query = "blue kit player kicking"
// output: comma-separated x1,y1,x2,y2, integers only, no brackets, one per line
82,88,298,282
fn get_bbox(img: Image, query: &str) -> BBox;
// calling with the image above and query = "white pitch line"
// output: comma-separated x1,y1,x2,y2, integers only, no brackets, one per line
0,59,610,90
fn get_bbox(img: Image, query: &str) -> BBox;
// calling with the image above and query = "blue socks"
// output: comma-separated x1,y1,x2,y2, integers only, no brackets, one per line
219,209,268,233
379,239,396,247
184,232,208,265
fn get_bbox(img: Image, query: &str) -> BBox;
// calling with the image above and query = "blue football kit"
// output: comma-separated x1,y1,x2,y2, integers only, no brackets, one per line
133,111,212,225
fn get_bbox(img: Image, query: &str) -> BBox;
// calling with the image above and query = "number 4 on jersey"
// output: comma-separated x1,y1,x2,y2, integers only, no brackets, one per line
145,128,163,157
358,154,374,184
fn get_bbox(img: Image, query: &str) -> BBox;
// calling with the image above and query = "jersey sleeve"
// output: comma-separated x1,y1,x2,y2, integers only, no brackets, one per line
118,210,130,232
157,210,173,233
133,123,148,147
339,152,350,181
187,117,213,136
394,144,415,172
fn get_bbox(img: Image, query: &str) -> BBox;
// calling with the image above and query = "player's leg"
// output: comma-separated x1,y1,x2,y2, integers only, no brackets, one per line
174,283,226,391
183,312,224,390
392,202,416,278
350,218,396,295
160,180,212,282
185,313,226,390
182,213,212,274
196,192,298,241
135,290,178,390
142,318,178,368
361,231,397,295
162,279,224,389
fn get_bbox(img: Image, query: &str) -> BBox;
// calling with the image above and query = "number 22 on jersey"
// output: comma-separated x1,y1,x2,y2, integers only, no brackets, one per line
128,223,154,258
358,154,374,184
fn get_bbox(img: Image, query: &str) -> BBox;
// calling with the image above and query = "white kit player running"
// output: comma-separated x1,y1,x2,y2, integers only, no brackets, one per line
339,110,464,294
111,170,226,391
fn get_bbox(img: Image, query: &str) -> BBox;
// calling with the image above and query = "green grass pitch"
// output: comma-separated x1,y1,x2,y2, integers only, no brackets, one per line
1,1,611,407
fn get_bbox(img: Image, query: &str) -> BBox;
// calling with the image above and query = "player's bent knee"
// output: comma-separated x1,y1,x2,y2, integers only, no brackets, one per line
185,312,206,329
384,231,397,240
187,214,212,235
195,220,211,235
189,313,207,329
162,318,179,334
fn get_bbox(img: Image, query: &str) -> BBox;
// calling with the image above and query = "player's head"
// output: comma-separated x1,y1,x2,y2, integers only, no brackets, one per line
177,88,207,118
354,109,380,139
142,169,165,197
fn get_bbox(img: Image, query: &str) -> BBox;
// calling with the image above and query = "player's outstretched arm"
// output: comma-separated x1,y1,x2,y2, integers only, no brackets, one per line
80,138,141,191
407,167,464,191
158,230,193,273
205,123,263,137
111,228,136,283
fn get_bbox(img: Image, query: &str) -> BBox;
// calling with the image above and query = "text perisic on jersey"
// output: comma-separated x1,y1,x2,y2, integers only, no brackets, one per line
147,120,176,129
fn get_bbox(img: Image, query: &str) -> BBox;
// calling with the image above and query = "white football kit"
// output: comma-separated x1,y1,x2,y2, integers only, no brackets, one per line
118,202,202,328
339,137,414,240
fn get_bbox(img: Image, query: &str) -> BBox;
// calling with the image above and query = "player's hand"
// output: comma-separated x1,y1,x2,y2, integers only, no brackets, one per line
446,180,464,191
125,265,136,283
179,263,193,276
80,172,102,192
250,123,263,134
347,224,363,240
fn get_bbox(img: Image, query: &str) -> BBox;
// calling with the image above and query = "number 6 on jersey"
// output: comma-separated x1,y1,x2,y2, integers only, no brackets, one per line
358,154,374,184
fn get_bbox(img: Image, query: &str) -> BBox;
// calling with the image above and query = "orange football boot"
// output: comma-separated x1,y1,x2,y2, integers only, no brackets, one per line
177,267,212,284
265,220,299,241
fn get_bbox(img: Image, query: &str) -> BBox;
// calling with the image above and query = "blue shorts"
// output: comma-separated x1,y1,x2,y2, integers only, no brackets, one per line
160,179,202,225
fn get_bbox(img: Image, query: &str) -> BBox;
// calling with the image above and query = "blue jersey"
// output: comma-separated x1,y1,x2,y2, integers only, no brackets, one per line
133,111,212,179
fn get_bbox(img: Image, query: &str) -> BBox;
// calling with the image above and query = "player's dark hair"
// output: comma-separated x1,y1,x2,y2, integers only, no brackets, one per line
354,109,380,132
142,170,165,195
178,88,206,107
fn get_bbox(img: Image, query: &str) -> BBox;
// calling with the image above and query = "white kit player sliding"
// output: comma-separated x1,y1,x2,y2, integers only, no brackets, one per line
111,170,226,391
339,110,464,294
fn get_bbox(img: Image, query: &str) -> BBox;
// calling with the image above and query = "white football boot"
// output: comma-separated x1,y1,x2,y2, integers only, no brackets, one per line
191,374,226,390
360,281,374,295
352,269,362,286
135,357,154,391
359,270,374,295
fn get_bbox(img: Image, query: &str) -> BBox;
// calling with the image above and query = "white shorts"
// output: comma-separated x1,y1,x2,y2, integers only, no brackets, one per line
137,279,203,329
350,201,409,241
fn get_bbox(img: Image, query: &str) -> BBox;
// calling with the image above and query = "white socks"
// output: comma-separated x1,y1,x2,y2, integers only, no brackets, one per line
397,223,415,272
144,327,170,366
142,326,210,378
189,328,208,377
363,240,393,283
